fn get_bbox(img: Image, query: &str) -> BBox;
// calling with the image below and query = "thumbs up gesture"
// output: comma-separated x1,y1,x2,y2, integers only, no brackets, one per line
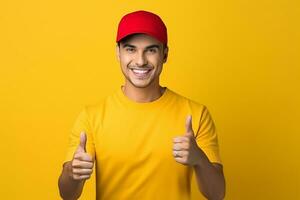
70,131,94,180
173,115,202,166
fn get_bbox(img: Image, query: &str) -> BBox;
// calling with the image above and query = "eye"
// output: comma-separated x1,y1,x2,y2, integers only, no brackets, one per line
126,47,135,53
147,48,157,53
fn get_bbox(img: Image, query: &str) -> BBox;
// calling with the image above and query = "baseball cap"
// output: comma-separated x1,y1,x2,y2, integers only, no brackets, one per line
116,10,168,45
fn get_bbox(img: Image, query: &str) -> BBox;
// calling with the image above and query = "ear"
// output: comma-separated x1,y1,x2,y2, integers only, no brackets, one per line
116,44,120,61
163,46,169,63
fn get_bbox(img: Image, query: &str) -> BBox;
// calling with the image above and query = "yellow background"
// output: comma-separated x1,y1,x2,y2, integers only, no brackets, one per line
1,0,299,199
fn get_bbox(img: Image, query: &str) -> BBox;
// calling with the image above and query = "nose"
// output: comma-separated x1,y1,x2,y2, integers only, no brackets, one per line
134,51,148,67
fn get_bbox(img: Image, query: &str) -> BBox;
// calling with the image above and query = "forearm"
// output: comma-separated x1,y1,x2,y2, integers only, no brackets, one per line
193,149,225,200
58,161,85,200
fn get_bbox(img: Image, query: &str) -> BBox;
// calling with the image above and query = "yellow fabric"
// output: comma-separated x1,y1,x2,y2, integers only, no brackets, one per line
64,86,222,200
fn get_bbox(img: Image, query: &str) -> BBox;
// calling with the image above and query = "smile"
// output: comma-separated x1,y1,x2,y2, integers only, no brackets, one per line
130,68,153,78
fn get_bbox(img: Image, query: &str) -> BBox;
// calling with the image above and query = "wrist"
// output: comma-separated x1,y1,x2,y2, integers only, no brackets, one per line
194,147,209,167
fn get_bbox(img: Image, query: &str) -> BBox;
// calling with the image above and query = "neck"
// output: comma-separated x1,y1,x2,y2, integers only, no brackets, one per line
122,81,165,103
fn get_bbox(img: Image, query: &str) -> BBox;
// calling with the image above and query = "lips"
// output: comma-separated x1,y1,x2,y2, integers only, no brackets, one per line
130,68,153,78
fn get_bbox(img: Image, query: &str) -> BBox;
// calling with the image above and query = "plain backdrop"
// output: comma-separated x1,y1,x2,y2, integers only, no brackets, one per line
0,0,299,199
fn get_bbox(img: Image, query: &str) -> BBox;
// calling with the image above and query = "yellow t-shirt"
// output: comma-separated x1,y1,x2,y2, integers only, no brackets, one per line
64,86,222,200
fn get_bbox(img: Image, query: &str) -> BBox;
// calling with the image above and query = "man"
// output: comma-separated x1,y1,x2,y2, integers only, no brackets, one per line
58,10,225,200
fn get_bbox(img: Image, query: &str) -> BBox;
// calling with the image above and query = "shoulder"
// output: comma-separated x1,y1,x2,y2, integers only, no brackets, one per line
167,88,208,114
78,91,118,132
84,100,106,116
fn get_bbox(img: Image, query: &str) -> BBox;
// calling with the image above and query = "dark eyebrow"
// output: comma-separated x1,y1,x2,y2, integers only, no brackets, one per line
121,43,160,50
145,44,160,50
122,44,136,48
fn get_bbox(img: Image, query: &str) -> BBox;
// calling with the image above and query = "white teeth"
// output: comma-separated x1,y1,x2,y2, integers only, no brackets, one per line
132,69,150,74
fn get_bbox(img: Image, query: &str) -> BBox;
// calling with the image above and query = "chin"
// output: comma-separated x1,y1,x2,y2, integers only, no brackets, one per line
130,79,153,88
132,82,151,88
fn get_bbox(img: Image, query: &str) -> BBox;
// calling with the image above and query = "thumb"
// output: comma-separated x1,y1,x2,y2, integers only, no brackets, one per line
185,115,194,137
77,131,87,153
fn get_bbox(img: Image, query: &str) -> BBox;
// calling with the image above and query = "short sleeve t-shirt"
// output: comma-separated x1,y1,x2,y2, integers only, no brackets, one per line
64,87,222,200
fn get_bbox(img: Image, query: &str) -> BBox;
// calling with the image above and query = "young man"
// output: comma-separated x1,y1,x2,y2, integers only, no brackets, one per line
58,10,225,200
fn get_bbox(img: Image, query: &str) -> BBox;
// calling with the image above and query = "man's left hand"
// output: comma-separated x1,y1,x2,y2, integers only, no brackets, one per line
173,115,202,166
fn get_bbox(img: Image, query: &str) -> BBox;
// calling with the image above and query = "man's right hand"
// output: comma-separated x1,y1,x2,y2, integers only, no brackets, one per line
70,131,94,181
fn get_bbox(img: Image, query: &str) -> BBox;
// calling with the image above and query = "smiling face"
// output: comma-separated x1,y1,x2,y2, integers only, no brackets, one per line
116,33,168,89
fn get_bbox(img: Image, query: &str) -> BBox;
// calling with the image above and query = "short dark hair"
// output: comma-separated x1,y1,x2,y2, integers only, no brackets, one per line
117,34,168,49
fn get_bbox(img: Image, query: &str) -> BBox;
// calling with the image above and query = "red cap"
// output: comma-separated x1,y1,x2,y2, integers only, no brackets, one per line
116,10,168,44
